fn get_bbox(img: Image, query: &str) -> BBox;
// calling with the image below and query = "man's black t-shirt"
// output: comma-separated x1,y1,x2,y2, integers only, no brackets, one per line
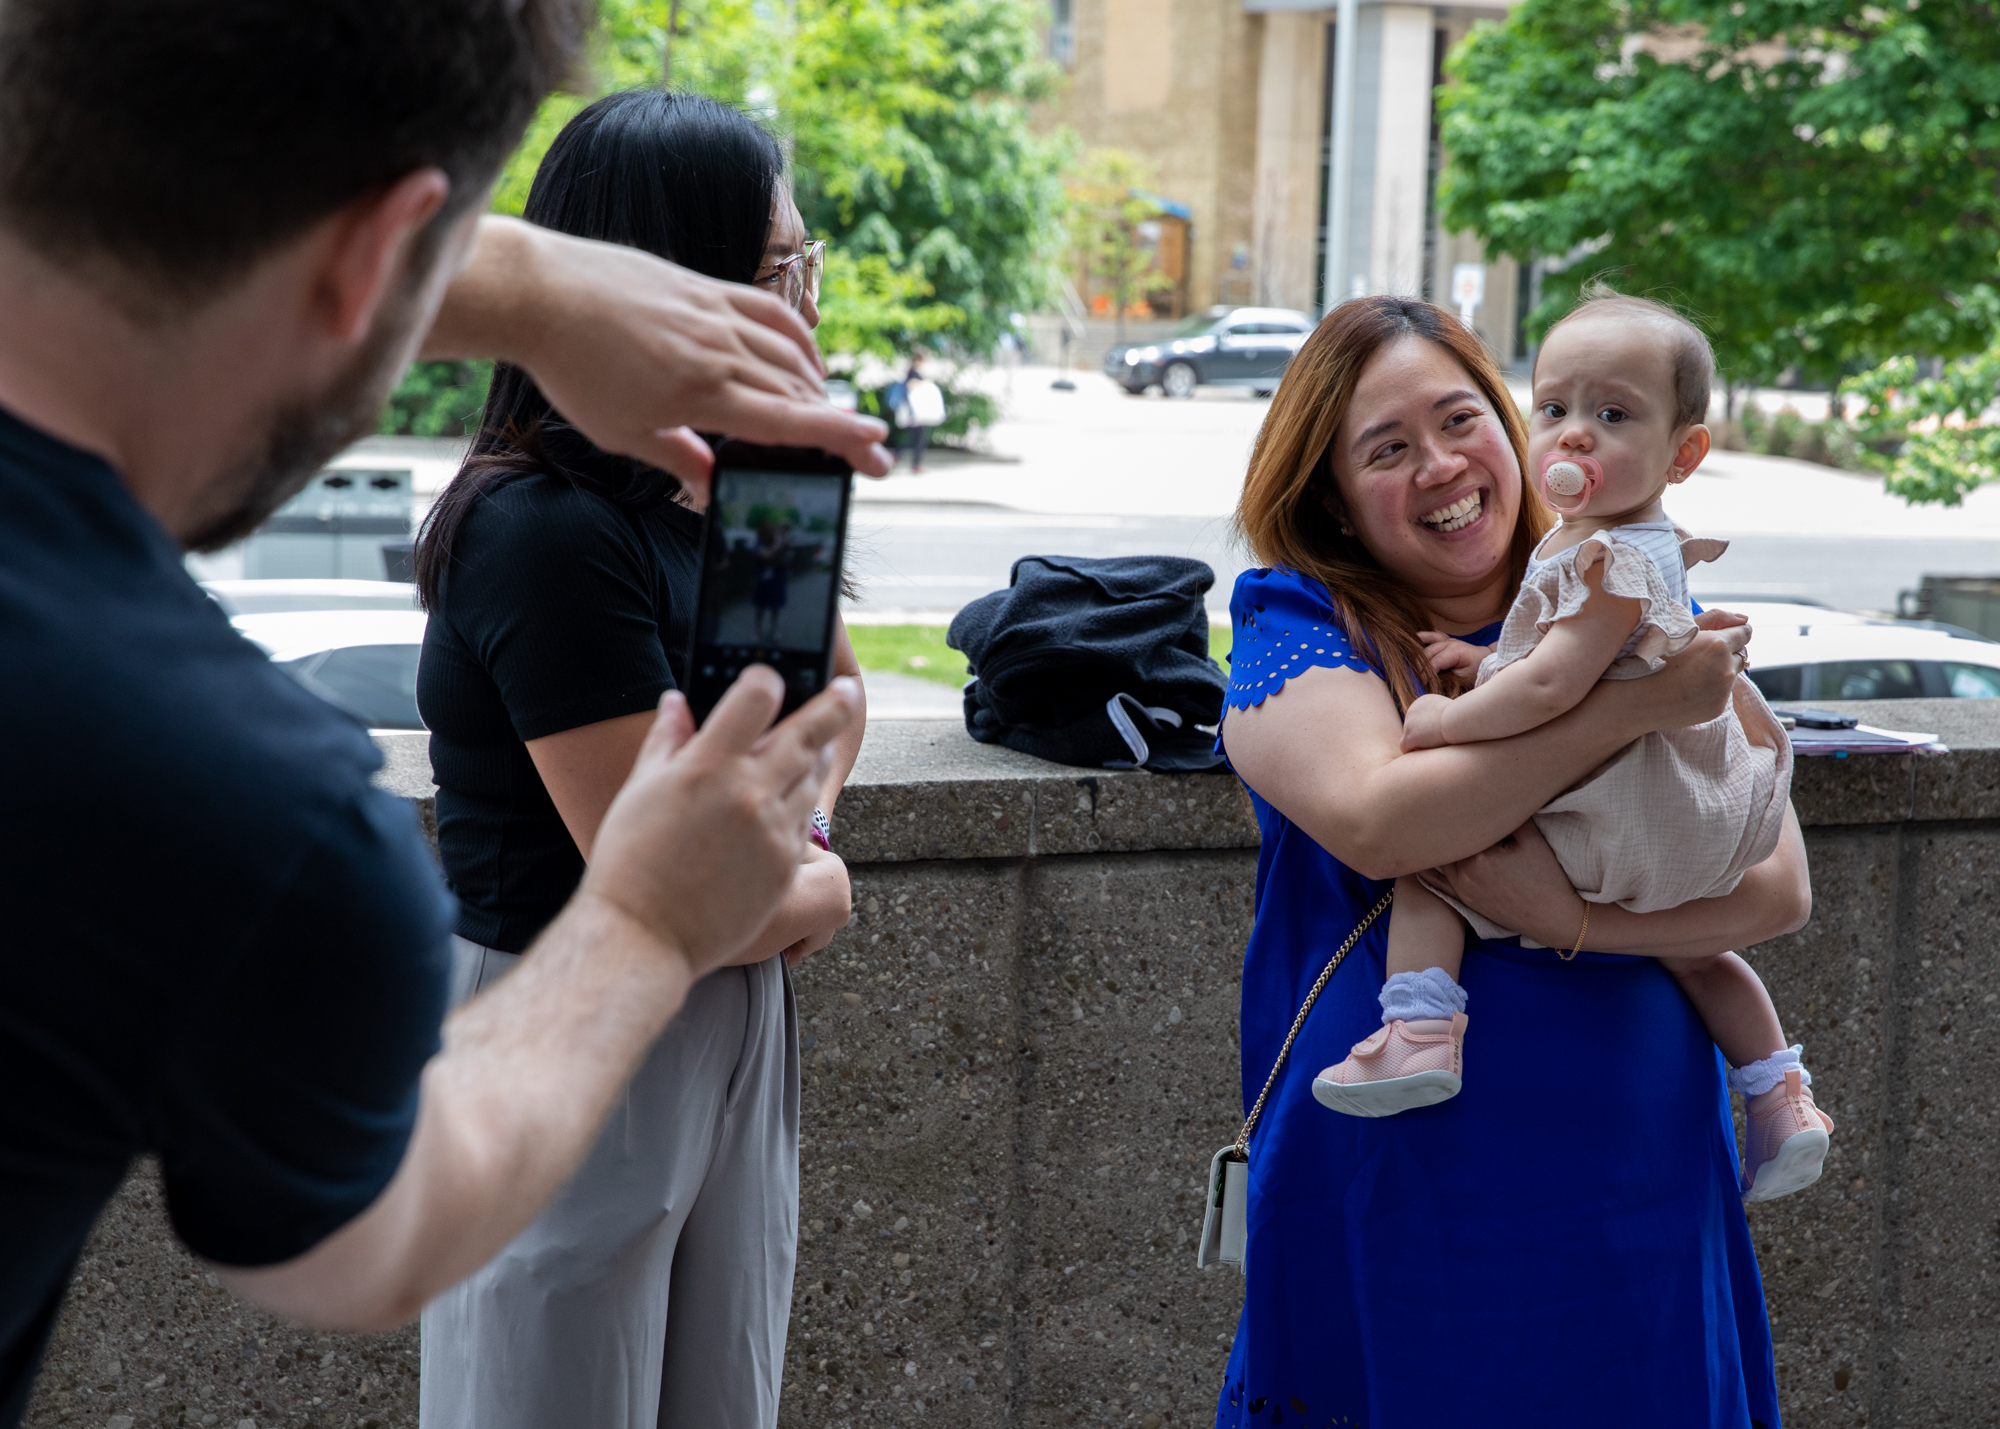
0,407,454,1426
419,469,701,953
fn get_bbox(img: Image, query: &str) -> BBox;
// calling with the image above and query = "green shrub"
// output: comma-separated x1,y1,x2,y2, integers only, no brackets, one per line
1764,409,1804,459
379,360,493,438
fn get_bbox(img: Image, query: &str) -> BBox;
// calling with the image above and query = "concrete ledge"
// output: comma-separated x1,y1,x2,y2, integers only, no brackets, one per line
375,699,2000,852
29,699,2000,1428
372,720,1260,864
1791,699,2000,827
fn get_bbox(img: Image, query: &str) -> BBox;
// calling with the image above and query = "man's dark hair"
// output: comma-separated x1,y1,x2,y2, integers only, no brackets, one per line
0,0,594,311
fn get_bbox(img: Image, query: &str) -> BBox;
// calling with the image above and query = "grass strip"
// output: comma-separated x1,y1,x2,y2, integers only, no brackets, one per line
846,622,1233,688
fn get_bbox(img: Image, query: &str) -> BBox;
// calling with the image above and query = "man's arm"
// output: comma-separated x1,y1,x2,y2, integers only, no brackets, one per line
215,669,856,1330
424,217,893,495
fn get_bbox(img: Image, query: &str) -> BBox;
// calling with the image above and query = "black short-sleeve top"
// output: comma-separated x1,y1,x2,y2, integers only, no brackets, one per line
0,405,454,1424
418,469,702,952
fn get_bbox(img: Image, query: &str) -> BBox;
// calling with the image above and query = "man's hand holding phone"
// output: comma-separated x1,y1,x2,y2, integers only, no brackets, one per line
580,667,858,981
218,665,860,1333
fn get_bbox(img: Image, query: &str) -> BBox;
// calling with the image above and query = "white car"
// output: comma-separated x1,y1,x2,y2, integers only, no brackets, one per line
202,578,418,616
231,609,427,730
1713,600,2000,702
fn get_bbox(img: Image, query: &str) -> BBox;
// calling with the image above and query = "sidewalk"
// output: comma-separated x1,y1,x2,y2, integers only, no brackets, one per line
872,365,2000,540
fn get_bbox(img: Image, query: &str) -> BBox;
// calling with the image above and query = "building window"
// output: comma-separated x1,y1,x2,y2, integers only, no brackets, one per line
1048,0,1075,66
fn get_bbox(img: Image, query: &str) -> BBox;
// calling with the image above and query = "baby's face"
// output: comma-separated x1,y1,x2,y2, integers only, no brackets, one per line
1529,313,1697,520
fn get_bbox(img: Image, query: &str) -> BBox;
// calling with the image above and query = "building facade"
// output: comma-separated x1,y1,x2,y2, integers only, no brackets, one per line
1040,0,1525,365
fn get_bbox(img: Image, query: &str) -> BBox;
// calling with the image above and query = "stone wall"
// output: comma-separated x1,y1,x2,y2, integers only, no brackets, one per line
27,702,2000,1428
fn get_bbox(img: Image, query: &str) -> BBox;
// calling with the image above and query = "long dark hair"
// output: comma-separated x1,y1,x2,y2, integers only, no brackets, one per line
1234,297,1552,711
415,89,784,609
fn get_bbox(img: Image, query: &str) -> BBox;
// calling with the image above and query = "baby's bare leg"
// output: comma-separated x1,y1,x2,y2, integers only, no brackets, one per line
1668,950,1833,1201
1375,876,1471,1025
1664,951,1785,1069
1387,875,1465,983
1314,877,1469,1118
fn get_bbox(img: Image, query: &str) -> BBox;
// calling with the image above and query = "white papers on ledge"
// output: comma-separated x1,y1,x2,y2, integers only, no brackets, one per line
1786,724,1947,757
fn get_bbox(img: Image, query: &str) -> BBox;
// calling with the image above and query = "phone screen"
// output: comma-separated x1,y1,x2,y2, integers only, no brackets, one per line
684,454,853,722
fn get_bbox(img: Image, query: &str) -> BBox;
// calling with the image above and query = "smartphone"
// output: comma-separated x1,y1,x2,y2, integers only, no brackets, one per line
683,442,854,724
1772,706,1860,730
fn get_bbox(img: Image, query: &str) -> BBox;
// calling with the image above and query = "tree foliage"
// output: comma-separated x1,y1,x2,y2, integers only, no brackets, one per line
1844,291,2000,505
500,0,1065,357
377,360,492,439
1438,0,2000,388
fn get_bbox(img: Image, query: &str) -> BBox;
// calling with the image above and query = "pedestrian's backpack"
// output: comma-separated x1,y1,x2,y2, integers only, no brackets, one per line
884,379,909,426
947,555,1226,771
903,377,946,428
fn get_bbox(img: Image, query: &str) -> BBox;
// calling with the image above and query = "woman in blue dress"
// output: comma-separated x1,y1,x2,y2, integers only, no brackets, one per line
1213,298,1811,1427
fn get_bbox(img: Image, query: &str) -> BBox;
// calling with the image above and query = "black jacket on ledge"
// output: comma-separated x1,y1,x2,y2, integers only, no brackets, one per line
946,554,1227,772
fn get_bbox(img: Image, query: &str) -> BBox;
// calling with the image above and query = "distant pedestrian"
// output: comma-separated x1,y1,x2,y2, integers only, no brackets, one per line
891,354,947,472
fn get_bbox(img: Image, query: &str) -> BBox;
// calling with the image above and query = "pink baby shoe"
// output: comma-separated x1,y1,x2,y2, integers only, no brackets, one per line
1312,1013,1466,1117
1741,1069,1834,1203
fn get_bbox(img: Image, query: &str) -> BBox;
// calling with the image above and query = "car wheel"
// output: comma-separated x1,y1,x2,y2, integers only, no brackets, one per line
1252,387,1275,399
1123,383,1149,396
1163,362,1198,399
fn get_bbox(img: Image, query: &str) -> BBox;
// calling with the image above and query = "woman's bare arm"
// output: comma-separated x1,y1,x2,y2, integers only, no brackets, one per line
1422,804,1812,959
527,698,859,966
1222,619,1750,880
823,617,866,814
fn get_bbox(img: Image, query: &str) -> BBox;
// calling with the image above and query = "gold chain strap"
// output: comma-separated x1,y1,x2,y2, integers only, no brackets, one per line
1230,886,1396,1158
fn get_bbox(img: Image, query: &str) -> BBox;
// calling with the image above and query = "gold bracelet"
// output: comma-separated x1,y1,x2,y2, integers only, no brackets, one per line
1560,899,1590,962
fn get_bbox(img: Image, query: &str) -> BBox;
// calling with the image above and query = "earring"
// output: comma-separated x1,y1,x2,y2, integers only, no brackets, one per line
1339,522,1355,536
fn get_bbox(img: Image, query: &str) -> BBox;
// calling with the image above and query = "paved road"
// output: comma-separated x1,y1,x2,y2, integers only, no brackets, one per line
848,365,2000,620
847,502,2000,619
320,368,2000,622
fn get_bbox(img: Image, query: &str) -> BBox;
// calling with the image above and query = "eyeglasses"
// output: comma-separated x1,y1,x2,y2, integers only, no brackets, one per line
757,239,825,311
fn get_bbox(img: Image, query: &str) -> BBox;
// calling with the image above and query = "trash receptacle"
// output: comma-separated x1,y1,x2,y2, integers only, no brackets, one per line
244,468,414,579
1899,576,2000,642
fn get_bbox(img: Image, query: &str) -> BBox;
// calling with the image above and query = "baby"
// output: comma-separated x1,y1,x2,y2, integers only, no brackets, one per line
1313,288,1834,1204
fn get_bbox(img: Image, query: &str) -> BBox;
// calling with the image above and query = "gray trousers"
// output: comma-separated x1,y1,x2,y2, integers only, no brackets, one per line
419,938,800,1429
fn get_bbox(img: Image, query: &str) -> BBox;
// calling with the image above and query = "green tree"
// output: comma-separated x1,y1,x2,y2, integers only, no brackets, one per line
1068,149,1161,339
495,0,1065,355
1438,0,2000,389
1844,301,2000,505
377,360,492,438
812,251,961,362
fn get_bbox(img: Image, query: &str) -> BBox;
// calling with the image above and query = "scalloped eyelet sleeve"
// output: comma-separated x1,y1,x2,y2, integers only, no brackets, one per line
1223,567,1376,712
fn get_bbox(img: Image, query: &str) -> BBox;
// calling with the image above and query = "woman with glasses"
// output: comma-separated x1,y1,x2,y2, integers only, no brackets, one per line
412,90,864,1429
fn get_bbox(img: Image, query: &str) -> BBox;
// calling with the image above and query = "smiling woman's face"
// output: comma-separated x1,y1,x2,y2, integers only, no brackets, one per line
1329,334,1523,618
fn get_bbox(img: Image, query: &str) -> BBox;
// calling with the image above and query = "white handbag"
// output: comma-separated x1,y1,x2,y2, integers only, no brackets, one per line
1197,887,1394,1271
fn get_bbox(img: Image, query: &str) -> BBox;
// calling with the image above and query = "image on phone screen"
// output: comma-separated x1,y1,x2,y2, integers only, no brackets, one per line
686,458,852,721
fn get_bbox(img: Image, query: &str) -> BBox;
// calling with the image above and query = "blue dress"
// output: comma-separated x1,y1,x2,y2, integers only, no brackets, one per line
1213,567,1780,1429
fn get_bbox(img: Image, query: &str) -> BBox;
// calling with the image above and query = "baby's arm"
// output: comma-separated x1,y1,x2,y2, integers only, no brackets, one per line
1403,561,1641,750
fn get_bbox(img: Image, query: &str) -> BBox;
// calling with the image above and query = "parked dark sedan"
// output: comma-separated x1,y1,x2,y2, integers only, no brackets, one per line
1103,306,1314,398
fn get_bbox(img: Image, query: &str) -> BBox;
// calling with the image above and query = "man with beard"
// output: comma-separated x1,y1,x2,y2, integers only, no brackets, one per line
0,3,890,1423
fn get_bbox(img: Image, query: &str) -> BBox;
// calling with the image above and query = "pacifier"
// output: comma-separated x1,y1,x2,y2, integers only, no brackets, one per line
1537,451,1604,515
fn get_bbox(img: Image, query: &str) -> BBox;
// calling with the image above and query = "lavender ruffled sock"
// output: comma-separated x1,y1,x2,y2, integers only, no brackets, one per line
1379,968,1468,1025
1727,1044,1810,1098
